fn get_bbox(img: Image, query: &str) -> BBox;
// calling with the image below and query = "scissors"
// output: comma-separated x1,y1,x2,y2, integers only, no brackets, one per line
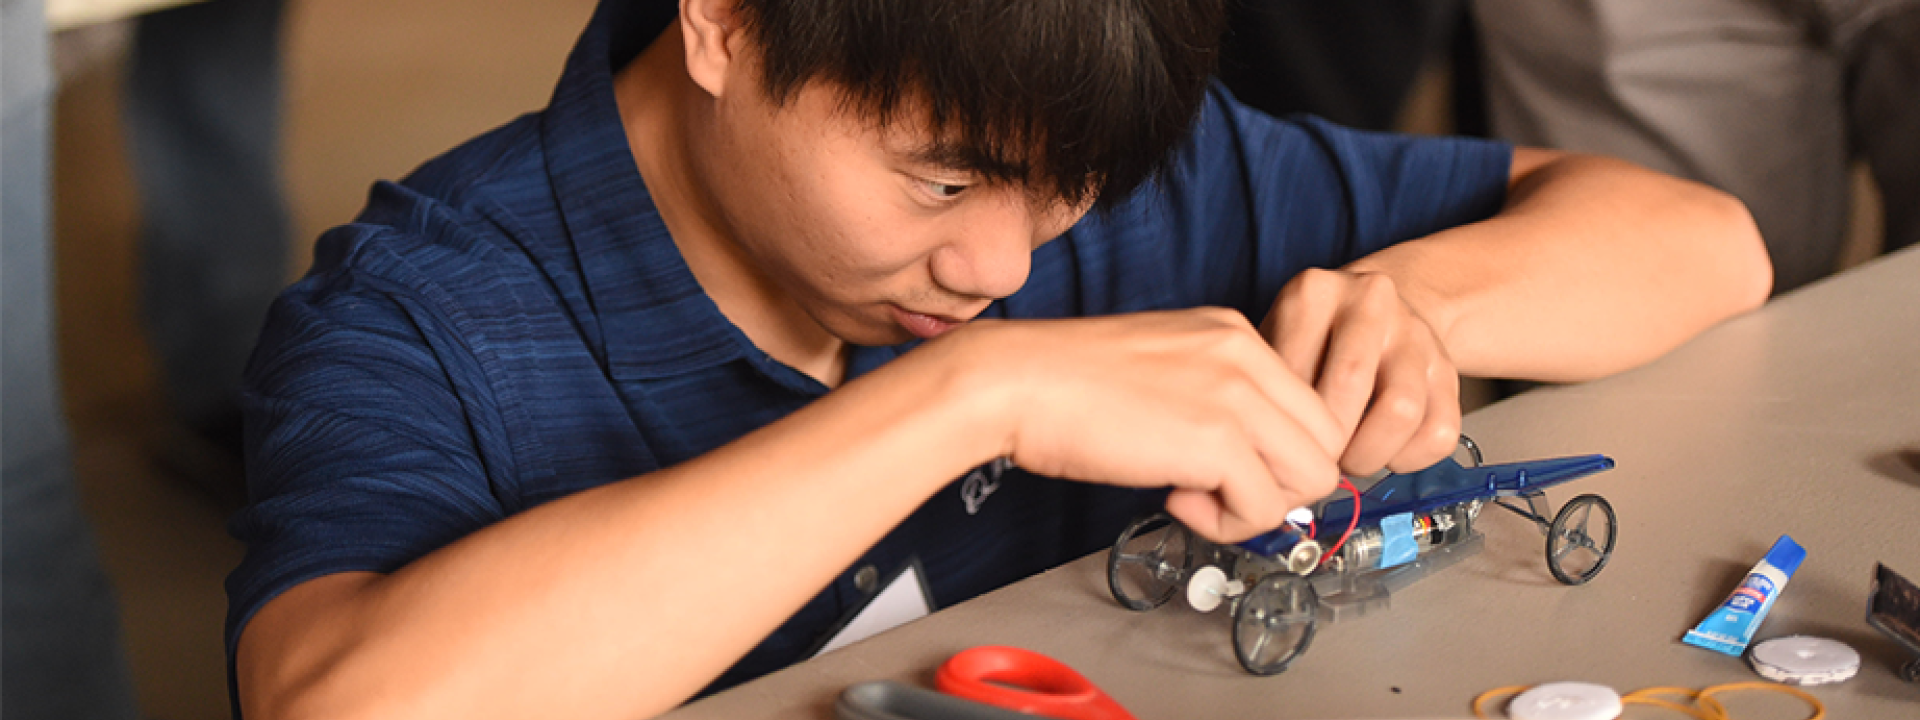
837,645,1138,720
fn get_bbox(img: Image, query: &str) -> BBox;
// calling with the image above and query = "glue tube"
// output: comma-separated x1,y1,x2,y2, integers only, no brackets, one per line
1683,535,1806,656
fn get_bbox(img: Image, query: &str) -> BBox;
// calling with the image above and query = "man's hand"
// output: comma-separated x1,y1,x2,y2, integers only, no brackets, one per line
935,308,1346,542
1260,268,1461,476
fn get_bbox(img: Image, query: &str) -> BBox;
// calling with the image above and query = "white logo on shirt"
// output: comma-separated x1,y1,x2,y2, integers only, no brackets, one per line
961,457,1013,515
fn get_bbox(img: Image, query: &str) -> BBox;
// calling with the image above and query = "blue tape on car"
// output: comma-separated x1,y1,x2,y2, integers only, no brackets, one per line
1379,512,1418,568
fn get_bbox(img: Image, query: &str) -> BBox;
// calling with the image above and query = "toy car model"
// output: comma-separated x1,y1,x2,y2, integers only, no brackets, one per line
1106,437,1618,675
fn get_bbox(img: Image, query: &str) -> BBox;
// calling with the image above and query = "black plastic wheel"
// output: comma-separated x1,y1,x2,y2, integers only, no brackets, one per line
1546,494,1617,585
1231,573,1318,675
1107,513,1194,611
1456,434,1484,467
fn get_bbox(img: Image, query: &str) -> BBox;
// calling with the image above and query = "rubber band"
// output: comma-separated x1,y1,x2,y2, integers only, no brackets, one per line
1621,696,1718,720
1623,687,1703,701
1472,685,1531,719
1473,682,1827,720
1622,687,1717,719
1697,681,1824,720
1696,694,1728,720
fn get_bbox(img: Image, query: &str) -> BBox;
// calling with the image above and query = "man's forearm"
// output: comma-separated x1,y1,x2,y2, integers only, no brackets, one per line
1349,149,1772,382
236,343,1006,720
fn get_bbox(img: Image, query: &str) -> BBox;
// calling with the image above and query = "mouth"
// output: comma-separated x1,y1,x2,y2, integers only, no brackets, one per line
889,305,970,339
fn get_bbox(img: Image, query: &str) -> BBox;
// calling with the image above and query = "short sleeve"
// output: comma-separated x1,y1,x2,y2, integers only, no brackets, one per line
223,225,516,660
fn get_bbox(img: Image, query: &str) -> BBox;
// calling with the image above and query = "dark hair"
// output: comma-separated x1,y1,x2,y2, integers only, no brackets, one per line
734,0,1226,209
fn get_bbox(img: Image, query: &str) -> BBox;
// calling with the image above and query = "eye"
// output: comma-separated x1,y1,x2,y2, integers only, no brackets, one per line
923,180,968,200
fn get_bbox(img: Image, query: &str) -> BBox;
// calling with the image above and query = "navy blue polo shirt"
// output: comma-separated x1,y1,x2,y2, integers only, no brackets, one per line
227,0,1511,702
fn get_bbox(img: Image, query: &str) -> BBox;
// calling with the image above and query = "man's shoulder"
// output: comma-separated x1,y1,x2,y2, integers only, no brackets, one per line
398,113,553,214
305,114,567,298
267,115,593,375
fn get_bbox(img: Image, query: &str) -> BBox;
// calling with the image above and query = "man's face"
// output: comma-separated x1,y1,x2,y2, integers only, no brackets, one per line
688,68,1091,347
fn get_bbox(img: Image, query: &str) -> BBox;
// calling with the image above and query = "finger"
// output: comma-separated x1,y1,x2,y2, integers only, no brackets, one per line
1165,488,1243,542
1338,345,1428,475
1165,429,1337,544
1314,287,1393,443
1167,486,1311,544
1239,385,1343,504
1226,330,1346,460
1158,377,1343,542
1003,310,1337,493
1264,271,1341,384
1159,426,1293,542
1386,359,1461,473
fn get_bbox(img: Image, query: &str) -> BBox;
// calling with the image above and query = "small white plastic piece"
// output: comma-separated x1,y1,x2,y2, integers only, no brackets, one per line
1748,636,1860,685
1187,566,1229,612
1507,682,1623,720
1285,507,1315,526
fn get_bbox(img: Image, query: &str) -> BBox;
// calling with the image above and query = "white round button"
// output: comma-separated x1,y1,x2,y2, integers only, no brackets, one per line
1507,682,1623,720
1748,635,1860,685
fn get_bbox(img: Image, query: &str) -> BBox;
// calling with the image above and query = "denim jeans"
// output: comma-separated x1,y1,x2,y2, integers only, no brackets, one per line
3,1,143,717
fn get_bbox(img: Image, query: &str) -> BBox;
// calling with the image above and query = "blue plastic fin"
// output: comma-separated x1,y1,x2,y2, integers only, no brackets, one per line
1471,454,1616,493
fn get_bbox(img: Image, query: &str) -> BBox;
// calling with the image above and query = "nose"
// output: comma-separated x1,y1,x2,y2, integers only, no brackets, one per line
929,193,1075,300
929,242,1028,301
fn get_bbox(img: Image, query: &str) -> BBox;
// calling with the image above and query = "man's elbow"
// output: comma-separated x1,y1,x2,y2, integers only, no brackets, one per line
1700,187,1773,316
236,574,395,720
244,673,357,720
239,633,391,720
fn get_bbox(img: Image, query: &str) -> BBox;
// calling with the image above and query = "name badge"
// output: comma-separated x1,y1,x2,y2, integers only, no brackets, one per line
810,557,935,657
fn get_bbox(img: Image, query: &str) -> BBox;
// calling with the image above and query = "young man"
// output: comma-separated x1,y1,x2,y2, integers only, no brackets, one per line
227,1,1770,718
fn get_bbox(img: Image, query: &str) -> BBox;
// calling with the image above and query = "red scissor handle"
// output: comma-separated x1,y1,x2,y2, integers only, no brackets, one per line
934,645,1139,720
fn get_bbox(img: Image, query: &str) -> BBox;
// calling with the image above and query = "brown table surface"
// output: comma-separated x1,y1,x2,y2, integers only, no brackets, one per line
662,246,1920,720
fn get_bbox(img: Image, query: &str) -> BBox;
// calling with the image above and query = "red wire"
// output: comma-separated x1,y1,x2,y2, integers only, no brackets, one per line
1319,477,1363,566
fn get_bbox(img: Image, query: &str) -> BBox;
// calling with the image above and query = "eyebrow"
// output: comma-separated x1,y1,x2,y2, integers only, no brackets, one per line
900,140,971,170
900,139,1032,182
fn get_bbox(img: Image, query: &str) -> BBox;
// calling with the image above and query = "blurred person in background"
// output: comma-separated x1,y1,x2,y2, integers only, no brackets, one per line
3,0,145,717
1217,0,1476,133
126,0,290,510
1473,0,1920,294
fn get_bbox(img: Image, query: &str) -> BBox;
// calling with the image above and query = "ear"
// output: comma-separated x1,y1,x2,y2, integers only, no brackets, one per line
680,0,742,98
